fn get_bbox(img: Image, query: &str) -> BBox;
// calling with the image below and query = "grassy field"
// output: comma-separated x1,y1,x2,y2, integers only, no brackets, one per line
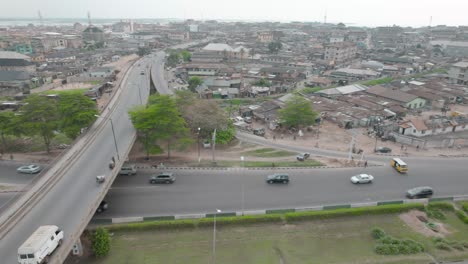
73,211,468,264
241,148,295,158
186,159,322,168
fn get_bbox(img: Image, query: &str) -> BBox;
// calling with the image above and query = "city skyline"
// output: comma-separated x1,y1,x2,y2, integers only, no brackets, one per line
1,0,468,27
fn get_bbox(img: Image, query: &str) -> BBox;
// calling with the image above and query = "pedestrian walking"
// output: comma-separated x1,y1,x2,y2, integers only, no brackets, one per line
293,135,296,141
401,145,404,151
416,145,420,151
364,160,368,168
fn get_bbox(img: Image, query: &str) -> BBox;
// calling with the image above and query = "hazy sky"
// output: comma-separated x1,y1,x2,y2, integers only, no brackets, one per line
1,0,467,27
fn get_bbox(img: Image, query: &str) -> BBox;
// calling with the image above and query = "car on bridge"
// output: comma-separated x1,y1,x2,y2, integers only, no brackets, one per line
16,164,42,174
406,186,433,199
266,174,289,184
150,172,176,184
350,174,374,184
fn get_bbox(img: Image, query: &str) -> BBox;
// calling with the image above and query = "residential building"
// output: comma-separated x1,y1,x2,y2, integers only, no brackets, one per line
448,61,468,85
324,42,357,66
0,51,35,72
365,85,426,109
399,117,468,138
257,32,274,43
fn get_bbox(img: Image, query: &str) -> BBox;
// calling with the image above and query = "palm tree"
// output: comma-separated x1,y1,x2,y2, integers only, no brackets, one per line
249,48,255,59
240,48,245,63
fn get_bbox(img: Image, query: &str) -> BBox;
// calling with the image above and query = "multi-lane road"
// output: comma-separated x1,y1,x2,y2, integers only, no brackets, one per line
0,54,154,262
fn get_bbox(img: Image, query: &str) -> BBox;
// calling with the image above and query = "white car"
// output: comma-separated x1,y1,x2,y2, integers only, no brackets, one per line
350,174,374,184
17,164,42,174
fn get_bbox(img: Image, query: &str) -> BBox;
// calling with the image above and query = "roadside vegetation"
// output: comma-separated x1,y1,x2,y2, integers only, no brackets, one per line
242,148,295,158
0,92,97,155
79,202,468,264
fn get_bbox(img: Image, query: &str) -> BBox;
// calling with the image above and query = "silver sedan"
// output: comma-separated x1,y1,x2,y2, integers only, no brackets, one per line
350,174,374,184
17,164,42,174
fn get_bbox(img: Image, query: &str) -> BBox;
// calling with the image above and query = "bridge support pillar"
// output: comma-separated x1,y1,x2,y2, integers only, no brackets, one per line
72,238,83,256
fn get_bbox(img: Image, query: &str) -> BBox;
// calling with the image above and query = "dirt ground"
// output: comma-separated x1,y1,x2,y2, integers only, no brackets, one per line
399,210,450,238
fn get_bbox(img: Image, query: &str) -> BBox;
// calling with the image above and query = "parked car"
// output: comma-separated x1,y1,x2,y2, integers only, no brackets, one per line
296,152,311,161
17,164,42,174
119,164,137,175
406,186,433,199
350,174,374,184
150,172,176,184
375,147,392,153
96,200,108,213
266,174,289,184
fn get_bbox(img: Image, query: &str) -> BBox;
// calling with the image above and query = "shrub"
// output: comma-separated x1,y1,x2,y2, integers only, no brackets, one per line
375,244,395,255
427,202,455,211
91,227,111,257
435,242,451,251
425,208,446,220
432,237,448,244
402,239,425,253
452,242,465,251
462,241,468,249
455,210,468,224
371,227,386,239
285,203,424,222
397,244,411,255
107,219,195,232
461,202,468,213
197,214,282,227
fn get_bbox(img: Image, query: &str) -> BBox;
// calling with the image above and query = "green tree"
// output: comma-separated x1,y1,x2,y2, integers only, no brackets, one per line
19,95,61,153
58,92,98,139
91,227,111,257
251,78,271,87
180,50,192,62
249,48,255,59
240,48,245,62
138,47,151,57
166,52,180,67
268,42,282,54
278,94,317,128
188,76,203,92
215,123,236,144
129,94,191,159
129,105,161,159
0,111,15,155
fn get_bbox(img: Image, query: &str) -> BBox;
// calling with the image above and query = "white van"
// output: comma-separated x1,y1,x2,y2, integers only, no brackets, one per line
18,225,64,264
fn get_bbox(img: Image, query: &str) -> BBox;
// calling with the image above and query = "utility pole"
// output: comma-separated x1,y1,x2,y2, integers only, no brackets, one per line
211,129,217,163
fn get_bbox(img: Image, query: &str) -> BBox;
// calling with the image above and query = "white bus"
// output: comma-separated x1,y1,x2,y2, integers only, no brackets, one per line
18,225,64,264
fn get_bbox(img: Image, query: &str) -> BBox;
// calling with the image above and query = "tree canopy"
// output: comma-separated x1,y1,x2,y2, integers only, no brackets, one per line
129,94,191,159
0,111,15,154
58,92,98,139
188,76,203,92
180,50,192,62
251,78,271,87
268,42,282,54
278,94,317,129
166,52,180,67
19,95,61,153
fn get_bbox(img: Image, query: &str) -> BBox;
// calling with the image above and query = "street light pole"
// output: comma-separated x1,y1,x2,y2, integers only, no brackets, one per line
213,209,221,264
240,156,245,216
197,127,201,163
95,115,120,161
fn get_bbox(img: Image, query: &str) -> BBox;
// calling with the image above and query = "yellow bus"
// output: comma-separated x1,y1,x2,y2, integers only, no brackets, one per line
390,158,408,173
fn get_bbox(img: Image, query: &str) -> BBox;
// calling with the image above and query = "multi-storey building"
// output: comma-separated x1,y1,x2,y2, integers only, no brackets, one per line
448,61,468,85
324,42,357,66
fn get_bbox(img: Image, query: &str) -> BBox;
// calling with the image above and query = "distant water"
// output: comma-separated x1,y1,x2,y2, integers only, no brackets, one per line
0,18,180,26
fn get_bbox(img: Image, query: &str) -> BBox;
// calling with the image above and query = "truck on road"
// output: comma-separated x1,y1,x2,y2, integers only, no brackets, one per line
18,225,64,264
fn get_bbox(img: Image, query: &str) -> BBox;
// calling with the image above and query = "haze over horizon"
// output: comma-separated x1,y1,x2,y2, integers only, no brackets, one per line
1,0,468,27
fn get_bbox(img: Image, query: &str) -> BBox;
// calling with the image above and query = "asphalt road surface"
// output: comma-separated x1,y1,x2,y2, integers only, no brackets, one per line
0,56,153,263
94,156,468,218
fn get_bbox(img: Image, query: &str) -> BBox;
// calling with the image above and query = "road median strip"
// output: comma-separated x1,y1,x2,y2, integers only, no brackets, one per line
91,198,468,230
